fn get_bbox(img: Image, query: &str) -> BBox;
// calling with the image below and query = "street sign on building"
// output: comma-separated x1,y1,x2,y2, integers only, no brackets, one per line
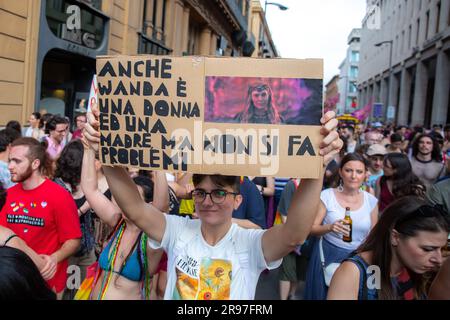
387,105,396,119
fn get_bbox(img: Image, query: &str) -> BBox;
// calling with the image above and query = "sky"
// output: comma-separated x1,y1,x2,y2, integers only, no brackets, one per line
260,0,367,85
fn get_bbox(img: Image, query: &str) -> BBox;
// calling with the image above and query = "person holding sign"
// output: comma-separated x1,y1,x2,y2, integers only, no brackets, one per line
84,102,342,299
79,141,165,300
235,83,284,125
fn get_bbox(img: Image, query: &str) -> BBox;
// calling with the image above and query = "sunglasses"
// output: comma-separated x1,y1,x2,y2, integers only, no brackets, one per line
395,204,449,228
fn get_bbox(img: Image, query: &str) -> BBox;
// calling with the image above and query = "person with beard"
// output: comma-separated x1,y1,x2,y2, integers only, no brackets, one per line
0,137,81,299
410,134,445,188
44,115,69,160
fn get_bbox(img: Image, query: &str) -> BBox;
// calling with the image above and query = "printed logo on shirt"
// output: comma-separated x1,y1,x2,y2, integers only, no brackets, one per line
7,214,45,227
173,256,231,300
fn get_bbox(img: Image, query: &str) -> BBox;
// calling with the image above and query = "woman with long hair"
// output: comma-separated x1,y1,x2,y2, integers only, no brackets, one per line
375,153,425,213
79,140,165,300
235,83,283,124
328,196,449,300
304,153,379,300
53,140,96,299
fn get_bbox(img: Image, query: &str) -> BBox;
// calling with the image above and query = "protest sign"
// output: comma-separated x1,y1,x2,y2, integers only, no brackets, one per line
96,55,323,178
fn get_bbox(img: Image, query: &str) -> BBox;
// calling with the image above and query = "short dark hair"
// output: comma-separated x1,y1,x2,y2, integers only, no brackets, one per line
0,131,10,153
133,175,154,203
6,121,22,136
55,140,84,191
0,246,56,300
31,112,41,120
1,128,21,144
45,115,68,134
390,133,402,143
343,125,355,134
192,174,240,193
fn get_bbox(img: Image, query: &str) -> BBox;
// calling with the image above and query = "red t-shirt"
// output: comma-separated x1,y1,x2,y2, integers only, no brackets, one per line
0,179,81,293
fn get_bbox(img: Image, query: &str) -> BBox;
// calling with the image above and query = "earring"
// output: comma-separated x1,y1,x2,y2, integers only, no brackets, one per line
337,179,344,193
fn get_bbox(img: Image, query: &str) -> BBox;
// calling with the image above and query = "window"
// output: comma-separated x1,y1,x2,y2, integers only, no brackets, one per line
351,51,360,62
142,0,166,41
349,66,359,78
436,2,441,33
416,18,420,45
425,10,430,39
349,82,357,93
408,25,412,49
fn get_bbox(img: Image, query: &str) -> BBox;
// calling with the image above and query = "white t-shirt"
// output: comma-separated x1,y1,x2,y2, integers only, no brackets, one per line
321,188,378,250
148,215,281,300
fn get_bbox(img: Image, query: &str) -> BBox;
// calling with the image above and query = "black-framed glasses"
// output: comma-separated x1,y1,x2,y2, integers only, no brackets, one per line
191,189,238,204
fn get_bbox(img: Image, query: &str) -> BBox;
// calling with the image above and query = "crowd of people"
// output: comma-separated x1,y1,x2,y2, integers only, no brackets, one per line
0,108,448,300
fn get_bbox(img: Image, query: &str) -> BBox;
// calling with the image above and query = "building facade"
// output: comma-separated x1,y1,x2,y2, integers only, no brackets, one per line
0,0,259,125
358,0,450,127
325,74,340,113
248,0,278,58
338,28,361,115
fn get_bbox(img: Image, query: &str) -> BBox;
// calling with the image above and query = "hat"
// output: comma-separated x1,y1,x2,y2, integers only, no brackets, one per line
372,122,383,128
366,144,387,156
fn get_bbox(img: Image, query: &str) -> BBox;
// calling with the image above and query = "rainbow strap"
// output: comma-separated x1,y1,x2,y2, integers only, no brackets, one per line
97,222,126,300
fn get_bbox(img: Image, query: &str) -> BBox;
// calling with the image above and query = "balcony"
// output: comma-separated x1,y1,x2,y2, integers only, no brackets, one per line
138,32,172,55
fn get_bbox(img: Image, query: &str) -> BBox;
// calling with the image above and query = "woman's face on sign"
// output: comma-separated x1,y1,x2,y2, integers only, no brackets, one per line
251,89,269,110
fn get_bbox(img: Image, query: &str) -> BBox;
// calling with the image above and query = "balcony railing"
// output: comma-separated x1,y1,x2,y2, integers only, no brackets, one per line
138,32,172,55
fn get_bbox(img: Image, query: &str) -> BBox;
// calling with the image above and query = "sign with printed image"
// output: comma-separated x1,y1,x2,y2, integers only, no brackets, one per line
96,55,324,178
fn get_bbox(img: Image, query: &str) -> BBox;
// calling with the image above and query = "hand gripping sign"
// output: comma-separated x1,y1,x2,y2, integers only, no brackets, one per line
96,55,324,178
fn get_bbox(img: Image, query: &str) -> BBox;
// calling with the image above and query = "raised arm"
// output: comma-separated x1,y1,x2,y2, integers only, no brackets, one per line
102,166,166,243
152,171,169,212
81,145,121,228
83,103,166,242
262,111,342,262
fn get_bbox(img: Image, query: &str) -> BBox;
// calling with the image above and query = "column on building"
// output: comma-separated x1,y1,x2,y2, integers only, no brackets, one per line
199,27,212,55
180,6,190,54
169,0,185,55
210,32,217,55
389,72,400,109
367,84,374,121
411,61,428,126
397,67,412,126
379,76,388,117
373,80,380,102
439,0,450,32
143,0,155,36
163,0,174,48
154,0,164,41
358,87,366,109
431,51,450,125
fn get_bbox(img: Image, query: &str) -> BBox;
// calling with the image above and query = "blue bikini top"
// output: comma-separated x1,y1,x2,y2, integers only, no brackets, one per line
98,224,143,282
